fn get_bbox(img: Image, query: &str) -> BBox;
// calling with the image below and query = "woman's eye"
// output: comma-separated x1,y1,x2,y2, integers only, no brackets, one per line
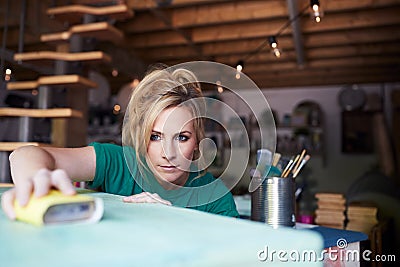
150,134,161,141
176,135,189,142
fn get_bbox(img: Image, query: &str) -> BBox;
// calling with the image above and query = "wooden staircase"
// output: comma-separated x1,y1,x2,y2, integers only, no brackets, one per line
0,3,133,182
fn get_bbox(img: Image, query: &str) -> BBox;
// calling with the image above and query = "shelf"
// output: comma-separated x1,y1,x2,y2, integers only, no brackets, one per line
40,22,124,45
46,4,133,24
7,75,97,90
0,108,83,118
0,142,53,152
14,51,111,64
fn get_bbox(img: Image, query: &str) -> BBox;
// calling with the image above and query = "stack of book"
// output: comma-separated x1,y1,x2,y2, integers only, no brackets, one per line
346,202,378,235
314,193,346,229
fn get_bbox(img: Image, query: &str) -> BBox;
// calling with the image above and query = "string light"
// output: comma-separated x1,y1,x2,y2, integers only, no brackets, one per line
216,80,223,93
268,36,281,58
131,78,140,87
232,2,323,76
112,68,119,77
4,68,11,81
113,104,121,115
235,60,244,79
310,0,323,23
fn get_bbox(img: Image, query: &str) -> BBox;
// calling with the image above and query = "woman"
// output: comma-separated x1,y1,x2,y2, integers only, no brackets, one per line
1,66,239,219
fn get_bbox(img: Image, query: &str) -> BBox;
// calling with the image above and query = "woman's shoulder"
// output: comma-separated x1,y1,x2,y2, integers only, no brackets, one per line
89,142,136,154
89,142,122,149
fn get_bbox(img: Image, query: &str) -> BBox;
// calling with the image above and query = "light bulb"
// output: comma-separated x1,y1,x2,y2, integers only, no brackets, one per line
273,48,281,58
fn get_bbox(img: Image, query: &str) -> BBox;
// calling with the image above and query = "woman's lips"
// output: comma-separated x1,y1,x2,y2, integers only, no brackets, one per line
159,165,178,171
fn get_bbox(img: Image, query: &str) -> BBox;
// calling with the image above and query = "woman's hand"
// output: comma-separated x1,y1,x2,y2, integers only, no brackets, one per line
123,192,172,206
1,168,76,220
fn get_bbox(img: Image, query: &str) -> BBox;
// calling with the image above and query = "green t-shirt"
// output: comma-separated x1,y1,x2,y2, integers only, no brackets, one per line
88,142,239,218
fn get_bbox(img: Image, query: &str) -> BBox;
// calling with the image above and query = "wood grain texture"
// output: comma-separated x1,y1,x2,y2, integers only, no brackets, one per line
0,108,83,118
7,75,97,90
46,4,133,24
40,22,124,45
0,142,53,152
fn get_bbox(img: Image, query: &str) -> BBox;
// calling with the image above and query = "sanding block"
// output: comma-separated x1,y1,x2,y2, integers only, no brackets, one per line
14,190,104,226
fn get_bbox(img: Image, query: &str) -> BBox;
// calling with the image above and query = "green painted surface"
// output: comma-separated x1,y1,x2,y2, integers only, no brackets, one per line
0,188,324,267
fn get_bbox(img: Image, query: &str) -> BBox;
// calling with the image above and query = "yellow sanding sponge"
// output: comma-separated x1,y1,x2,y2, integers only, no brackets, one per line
14,190,104,226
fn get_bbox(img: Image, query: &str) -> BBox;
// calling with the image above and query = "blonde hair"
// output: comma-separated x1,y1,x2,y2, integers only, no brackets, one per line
122,66,205,178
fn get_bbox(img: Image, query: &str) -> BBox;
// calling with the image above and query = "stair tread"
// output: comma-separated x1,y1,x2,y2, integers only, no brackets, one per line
40,22,123,45
47,4,133,24
0,142,53,152
14,51,111,64
7,75,98,90
0,108,83,118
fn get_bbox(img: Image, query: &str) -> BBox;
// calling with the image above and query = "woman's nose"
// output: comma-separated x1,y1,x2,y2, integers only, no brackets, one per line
161,140,177,160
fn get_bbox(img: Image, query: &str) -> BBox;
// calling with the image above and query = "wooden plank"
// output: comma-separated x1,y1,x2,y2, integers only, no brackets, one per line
126,31,188,48
130,7,400,47
0,142,53,152
7,75,98,90
249,66,399,81
41,22,124,45
251,72,400,89
172,0,400,28
14,51,111,64
0,183,14,188
191,7,400,43
141,28,400,62
215,42,400,64
121,0,400,32
125,0,232,10
117,12,170,33
0,108,83,118
47,4,133,24
243,55,400,73
172,1,287,28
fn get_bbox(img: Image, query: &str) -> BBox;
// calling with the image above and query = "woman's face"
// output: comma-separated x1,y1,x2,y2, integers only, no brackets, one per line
147,106,197,187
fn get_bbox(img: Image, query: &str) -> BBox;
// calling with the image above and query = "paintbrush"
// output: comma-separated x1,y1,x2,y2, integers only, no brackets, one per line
293,154,311,178
272,153,281,167
281,156,294,177
292,149,306,174
283,154,300,178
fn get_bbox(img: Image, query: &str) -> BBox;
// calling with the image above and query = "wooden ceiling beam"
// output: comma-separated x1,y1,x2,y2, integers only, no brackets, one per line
251,72,399,89
125,0,235,11
243,56,400,74
172,1,288,28
204,26,400,57
215,42,400,64
127,6,400,48
119,0,400,32
248,66,398,80
303,7,400,33
172,0,400,28
124,30,188,48
192,7,400,43
117,12,170,33
304,25,400,48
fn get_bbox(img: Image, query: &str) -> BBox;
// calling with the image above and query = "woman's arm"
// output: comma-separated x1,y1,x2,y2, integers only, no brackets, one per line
1,145,96,219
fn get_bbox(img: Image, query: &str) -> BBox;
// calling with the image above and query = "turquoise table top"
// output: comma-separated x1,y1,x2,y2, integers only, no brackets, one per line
0,187,324,267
